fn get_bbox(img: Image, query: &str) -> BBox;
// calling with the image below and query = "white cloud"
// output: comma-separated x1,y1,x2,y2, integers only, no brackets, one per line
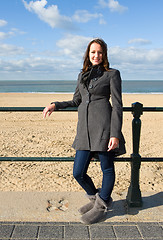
109,46,163,65
0,28,26,41
1,33,163,80
0,31,15,40
0,56,81,80
11,28,26,35
0,34,92,80
73,10,103,23
22,0,76,30
0,43,25,56
0,34,91,80
99,18,107,25
109,46,163,79
0,19,7,27
56,34,92,59
98,0,128,13
23,0,105,29
128,38,152,45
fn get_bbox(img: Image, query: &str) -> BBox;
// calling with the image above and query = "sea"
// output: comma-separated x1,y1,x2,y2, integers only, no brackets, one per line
0,80,163,94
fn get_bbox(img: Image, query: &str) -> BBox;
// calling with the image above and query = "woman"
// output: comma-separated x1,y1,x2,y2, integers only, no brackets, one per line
43,38,126,224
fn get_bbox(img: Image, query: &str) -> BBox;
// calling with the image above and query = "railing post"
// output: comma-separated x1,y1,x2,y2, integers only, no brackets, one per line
126,102,143,207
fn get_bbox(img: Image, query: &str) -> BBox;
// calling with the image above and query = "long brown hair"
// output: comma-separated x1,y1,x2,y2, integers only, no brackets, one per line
82,38,110,73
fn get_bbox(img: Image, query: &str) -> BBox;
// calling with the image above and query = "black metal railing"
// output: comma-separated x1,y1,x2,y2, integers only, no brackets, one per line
0,102,163,207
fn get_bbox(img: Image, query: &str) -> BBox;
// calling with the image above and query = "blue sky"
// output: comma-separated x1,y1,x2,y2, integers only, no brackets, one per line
0,0,163,81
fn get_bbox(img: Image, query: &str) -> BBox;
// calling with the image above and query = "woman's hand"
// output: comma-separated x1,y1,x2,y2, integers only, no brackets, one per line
107,137,119,151
43,103,55,118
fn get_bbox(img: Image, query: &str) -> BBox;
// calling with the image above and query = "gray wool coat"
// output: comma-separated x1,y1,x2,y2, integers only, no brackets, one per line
53,68,126,156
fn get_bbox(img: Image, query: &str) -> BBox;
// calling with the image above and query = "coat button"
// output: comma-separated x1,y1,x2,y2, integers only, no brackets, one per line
93,77,97,81
89,84,93,89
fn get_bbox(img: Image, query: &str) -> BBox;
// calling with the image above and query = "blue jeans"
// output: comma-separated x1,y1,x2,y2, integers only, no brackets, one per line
73,150,115,202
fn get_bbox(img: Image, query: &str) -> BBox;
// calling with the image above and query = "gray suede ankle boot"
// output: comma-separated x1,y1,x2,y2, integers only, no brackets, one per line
78,195,96,215
81,193,113,224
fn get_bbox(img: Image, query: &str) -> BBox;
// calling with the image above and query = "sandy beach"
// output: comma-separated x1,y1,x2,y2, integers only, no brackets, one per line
0,93,162,194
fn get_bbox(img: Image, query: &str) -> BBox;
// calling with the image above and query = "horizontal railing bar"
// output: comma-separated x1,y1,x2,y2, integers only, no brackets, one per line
0,157,130,162
0,157,162,162
140,157,163,162
0,157,75,162
0,107,163,112
0,107,44,112
142,107,163,112
0,107,76,112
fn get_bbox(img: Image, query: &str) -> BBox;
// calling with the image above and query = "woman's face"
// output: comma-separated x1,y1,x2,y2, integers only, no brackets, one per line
89,42,103,66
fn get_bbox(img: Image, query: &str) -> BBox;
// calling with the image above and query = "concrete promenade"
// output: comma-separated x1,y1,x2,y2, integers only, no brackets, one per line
0,191,162,239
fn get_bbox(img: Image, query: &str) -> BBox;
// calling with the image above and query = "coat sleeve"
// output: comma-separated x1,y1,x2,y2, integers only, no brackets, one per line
110,70,123,139
51,74,82,110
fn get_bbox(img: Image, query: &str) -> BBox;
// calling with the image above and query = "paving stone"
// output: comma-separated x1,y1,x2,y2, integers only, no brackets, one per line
114,225,142,239
39,225,64,239
37,222,69,226
37,238,59,240
69,222,83,225
137,223,163,238
143,239,163,240
12,225,38,239
0,239,10,240
65,225,89,239
110,222,137,226
117,239,143,240
1,221,163,240
11,239,37,240
90,225,116,239
0,222,15,225
0,224,14,238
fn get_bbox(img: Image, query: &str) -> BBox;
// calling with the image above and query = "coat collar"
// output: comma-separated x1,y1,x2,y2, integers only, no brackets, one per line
80,64,104,87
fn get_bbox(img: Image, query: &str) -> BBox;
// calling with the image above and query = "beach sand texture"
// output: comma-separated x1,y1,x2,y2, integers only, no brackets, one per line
0,93,162,194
